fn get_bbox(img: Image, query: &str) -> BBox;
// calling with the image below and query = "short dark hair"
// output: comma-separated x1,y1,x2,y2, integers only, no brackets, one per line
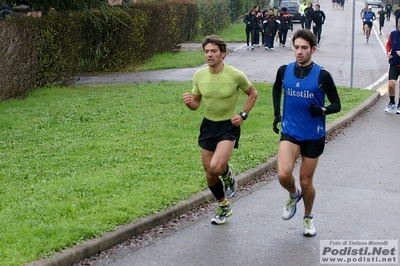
202,35,227,53
292,29,317,48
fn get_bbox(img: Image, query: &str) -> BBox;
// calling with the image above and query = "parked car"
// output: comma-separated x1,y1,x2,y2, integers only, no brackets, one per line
365,0,382,8
278,1,302,22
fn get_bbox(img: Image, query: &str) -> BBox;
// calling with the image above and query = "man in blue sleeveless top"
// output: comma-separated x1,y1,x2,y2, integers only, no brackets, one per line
272,29,341,236
362,6,376,42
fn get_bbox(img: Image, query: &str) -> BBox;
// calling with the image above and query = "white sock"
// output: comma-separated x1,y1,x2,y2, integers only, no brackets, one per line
290,188,299,199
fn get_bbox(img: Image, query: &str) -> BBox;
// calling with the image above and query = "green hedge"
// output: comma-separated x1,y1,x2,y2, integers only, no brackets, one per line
0,18,41,100
0,2,198,100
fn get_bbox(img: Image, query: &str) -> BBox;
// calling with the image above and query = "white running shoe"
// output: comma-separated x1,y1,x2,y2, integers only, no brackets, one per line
384,102,396,113
282,186,302,220
302,215,317,237
396,105,400,114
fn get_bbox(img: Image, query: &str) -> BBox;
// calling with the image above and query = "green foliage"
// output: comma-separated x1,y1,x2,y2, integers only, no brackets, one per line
188,0,271,39
194,0,231,38
0,2,199,101
79,6,135,72
36,11,82,86
77,2,199,72
0,18,40,99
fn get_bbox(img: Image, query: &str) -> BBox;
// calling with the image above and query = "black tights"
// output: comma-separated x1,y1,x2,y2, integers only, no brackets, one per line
313,25,322,44
245,27,255,46
279,29,288,45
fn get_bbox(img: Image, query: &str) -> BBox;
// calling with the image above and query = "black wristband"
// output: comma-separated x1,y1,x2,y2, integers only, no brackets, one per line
240,111,248,120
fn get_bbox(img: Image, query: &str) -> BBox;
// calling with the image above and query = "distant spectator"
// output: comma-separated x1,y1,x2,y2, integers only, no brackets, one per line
263,8,280,50
394,5,400,29
244,8,257,50
304,2,314,30
254,5,263,47
277,7,293,48
385,1,392,21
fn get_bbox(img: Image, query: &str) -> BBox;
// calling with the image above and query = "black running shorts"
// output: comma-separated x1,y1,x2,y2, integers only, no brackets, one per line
388,64,400,80
364,21,373,28
198,118,240,152
280,134,325,158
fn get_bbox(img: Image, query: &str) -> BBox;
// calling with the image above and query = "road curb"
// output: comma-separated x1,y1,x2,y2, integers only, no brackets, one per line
27,91,382,266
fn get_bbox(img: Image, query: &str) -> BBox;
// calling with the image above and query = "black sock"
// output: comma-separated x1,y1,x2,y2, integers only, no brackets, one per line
390,96,395,104
209,179,225,201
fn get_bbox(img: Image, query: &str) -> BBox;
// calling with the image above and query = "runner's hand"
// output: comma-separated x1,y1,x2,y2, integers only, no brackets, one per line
182,93,192,105
273,115,281,134
309,103,323,118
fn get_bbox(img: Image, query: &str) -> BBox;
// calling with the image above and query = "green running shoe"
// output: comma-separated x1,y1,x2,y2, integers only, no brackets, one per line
211,203,233,225
222,165,237,198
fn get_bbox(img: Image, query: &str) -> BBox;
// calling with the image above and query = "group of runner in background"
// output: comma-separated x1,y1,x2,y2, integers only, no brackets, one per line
244,3,326,50
243,2,400,49
243,5,292,50
359,1,400,42
359,2,400,114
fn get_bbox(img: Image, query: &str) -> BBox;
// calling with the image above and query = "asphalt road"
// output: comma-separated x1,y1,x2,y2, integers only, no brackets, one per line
30,0,400,265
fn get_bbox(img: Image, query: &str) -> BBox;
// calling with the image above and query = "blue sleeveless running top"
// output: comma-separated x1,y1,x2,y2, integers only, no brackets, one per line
282,62,326,141
364,11,375,22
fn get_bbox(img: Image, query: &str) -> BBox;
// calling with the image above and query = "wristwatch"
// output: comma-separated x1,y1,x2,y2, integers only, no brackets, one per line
321,107,326,115
239,111,248,120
